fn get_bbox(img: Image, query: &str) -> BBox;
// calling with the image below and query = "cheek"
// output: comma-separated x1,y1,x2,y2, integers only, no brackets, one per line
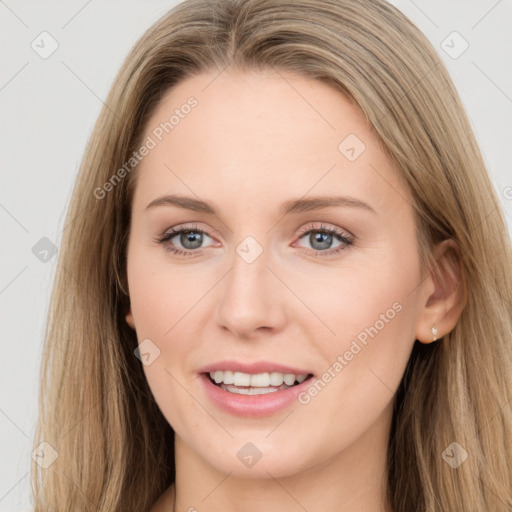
296,244,419,395
126,243,228,396
291,257,413,348
290,279,417,464
127,246,209,338
126,250,206,428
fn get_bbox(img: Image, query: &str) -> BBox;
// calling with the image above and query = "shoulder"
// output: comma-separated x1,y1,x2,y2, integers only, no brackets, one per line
148,483,175,512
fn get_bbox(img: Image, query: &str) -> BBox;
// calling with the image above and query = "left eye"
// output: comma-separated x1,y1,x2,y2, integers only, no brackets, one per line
295,229,348,252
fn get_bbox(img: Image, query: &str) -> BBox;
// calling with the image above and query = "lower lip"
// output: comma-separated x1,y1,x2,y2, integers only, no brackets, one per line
200,373,314,417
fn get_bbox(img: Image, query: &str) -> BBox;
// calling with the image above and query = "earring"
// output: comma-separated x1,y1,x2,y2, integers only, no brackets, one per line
431,325,438,342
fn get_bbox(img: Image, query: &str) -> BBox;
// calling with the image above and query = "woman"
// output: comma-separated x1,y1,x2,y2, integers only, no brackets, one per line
31,0,512,510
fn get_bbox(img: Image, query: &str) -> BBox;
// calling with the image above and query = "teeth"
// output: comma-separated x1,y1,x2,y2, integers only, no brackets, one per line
222,370,234,384
233,372,251,386
283,373,296,386
250,373,270,387
270,372,284,386
208,370,309,388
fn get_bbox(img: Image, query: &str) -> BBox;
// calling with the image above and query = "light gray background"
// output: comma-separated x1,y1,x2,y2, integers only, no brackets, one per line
1,1,511,510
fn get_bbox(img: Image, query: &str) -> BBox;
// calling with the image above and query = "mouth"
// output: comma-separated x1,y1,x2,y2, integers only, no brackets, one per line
205,370,313,395
198,363,316,417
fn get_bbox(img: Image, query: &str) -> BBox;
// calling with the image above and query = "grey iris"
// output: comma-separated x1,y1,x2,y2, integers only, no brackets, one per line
181,231,203,249
310,232,333,250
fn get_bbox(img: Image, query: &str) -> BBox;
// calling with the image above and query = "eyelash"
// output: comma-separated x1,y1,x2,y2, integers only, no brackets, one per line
155,223,354,257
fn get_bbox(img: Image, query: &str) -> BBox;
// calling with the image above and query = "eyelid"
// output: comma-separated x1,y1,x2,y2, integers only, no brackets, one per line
295,222,353,238
160,222,221,240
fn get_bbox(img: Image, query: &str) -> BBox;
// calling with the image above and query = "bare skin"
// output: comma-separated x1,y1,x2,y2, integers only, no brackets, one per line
125,69,464,512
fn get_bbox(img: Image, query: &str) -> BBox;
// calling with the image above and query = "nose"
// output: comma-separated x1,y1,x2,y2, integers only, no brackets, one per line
214,241,287,339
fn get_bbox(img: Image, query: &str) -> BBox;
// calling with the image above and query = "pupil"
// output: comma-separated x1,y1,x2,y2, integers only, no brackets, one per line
181,231,202,249
310,232,332,250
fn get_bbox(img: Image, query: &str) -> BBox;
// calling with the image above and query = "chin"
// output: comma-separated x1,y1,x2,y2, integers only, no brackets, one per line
189,434,316,480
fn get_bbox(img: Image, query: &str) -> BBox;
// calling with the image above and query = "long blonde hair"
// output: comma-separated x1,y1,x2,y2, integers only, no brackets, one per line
32,0,512,510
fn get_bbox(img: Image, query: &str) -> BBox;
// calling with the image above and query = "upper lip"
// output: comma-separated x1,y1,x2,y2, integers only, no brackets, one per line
199,360,314,376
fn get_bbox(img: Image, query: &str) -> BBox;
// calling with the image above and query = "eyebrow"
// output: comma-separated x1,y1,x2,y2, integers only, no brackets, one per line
145,194,216,214
145,194,377,216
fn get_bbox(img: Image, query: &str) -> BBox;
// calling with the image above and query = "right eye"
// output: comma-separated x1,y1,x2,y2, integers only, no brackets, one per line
156,224,218,256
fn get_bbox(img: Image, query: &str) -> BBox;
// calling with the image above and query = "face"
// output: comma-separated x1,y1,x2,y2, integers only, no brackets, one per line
125,69,426,479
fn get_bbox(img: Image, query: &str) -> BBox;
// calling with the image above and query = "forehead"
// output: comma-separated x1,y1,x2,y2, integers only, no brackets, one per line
132,69,411,217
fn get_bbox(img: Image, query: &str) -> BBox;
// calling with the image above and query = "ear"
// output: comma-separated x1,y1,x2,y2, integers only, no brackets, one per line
125,307,136,330
415,239,467,344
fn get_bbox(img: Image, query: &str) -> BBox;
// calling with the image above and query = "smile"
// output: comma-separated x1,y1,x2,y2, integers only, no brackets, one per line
199,361,315,417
